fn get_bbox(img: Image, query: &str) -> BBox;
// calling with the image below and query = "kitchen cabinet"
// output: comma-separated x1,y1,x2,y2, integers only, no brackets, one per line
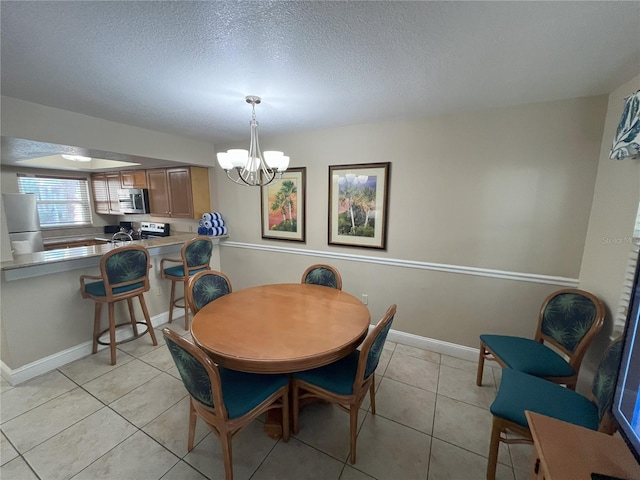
146,169,171,216
106,173,121,213
91,173,121,215
120,170,147,188
91,173,109,214
146,166,210,219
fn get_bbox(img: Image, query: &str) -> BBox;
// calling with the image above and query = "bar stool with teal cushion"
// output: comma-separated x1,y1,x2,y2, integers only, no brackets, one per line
163,328,289,480
485,337,622,480
301,264,342,290
161,236,213,330
477,288,605,390
80,244,158,365
186,270,232,314
292,304,396,464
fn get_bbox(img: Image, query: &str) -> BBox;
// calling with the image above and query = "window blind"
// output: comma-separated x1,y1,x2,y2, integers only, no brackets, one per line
612,203,640,338
17,174,93,228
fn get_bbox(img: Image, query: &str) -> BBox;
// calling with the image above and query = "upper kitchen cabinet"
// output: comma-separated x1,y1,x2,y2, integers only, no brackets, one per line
120,170,147,189
146,166,210,219
91,172,121,215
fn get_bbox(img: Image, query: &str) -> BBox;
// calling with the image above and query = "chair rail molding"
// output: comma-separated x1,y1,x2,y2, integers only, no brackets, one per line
221,241,579,287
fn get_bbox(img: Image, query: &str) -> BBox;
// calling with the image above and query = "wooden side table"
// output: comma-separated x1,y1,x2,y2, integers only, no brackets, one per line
525,411,640,480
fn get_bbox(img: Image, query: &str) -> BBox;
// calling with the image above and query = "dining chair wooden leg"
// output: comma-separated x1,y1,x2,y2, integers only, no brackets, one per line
486,416,502,480
168,279,176,324
126,298,139,337
92,302,102,354
291,381,300,435
220,431,233,480
476,341,487,386
187,400,197,451
369,377,376,415
108,303,117,365
349,405,359,464
138,294,157,345
281,387,290,442
182,279,189,330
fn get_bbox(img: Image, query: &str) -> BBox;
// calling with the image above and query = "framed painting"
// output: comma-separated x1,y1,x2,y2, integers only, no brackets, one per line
328,162,390,249
261,167,306,242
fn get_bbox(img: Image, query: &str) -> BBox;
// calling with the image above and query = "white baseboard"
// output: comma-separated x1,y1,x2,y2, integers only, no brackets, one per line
1,311,479,385
387,328,479,362
1,309,183,386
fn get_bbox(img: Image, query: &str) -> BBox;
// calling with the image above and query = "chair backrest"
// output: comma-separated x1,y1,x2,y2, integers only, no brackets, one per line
182,236,213,270
301,264,343,290
162,328,228,418
536,289,605,365
100,244,151,295
186,270,233,314
354,304,397,388
591,337,623,432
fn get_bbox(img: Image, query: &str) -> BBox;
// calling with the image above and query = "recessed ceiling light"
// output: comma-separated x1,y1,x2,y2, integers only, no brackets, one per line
61,154,91,162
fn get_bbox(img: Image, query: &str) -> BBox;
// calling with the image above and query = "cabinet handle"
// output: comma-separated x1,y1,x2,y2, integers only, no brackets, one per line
534,458,540,474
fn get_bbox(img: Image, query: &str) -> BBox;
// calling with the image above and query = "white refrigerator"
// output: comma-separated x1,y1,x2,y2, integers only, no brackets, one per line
2,193,45,253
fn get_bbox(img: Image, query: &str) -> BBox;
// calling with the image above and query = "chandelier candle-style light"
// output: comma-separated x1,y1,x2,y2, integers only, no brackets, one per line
217,96,290,187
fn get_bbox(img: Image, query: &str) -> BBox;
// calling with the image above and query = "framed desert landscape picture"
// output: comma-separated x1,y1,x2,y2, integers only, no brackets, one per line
328,162,390,249
261,167,306,242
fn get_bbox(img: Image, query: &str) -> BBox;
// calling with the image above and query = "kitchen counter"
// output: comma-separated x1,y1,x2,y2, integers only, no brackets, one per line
1,233,228,281
43,234,106,246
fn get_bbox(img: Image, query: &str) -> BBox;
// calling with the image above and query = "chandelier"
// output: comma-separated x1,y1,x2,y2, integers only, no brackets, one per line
216,96,289,186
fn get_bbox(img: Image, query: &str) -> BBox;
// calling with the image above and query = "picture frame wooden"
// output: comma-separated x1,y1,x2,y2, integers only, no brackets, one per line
328,162,390,249
261,167,306,242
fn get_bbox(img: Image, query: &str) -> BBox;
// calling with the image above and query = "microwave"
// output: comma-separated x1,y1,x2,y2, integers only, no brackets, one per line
117,188,150,214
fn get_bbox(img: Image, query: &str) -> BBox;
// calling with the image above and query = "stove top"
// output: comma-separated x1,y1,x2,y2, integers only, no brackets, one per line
140,221,170,238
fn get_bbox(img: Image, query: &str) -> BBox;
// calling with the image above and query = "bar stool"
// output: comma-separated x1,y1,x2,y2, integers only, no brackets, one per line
160,236,213,330
80,244,158,365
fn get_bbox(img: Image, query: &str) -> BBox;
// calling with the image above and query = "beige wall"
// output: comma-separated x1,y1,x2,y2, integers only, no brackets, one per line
577,74,640,390
1,96,215,166
217,96,608,348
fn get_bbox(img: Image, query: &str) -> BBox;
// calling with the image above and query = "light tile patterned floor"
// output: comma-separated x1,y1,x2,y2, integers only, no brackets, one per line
0,322,532,480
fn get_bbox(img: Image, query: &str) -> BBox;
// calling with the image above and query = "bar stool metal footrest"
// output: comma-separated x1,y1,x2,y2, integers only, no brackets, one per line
96,321,154,347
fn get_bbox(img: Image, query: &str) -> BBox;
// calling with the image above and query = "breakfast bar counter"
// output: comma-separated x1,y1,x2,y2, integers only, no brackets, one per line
1,234,227,281
0,233,226,384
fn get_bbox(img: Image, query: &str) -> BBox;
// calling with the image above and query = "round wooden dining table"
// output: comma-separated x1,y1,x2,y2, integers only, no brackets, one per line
191,283,371,374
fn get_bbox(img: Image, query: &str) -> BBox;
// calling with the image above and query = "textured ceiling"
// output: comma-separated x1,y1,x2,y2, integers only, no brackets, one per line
1,1,639,147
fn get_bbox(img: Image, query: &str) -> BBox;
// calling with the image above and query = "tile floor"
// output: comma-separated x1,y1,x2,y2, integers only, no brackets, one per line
0,322,533,480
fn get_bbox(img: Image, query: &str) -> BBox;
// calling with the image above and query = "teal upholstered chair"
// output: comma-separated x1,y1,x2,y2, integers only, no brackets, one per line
486,337,622,480
163,328,289,480
477,289,605,390
80,244,157,365
186,270,232,314
301,264,342,290
292,304,396,464
161,236,213,329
